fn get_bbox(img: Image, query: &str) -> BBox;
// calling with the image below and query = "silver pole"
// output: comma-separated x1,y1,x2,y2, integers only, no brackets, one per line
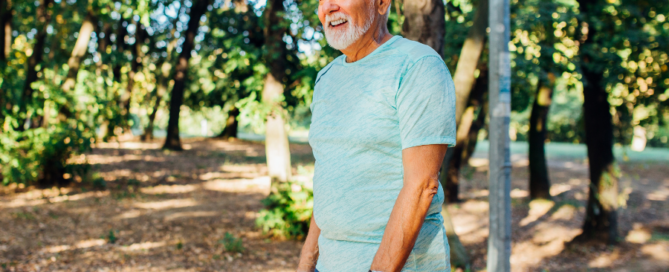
487,0,512,269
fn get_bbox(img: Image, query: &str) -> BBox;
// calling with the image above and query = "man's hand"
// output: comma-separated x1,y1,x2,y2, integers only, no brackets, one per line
369,144,448,271
297,212,321,272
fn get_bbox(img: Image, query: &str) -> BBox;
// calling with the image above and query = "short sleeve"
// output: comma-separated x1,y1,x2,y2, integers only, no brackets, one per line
396,56,457,149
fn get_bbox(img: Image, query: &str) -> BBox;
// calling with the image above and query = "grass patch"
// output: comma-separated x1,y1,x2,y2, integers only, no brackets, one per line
12,212,36,220
650,231,669,242
219,232,244,253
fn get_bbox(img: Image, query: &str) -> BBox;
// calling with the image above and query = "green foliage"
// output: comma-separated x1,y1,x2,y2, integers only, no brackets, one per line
256,180,313,240
219,232,245,253
11,211,36,220
106,230,117,244
90,175,107,190
1,0,667,193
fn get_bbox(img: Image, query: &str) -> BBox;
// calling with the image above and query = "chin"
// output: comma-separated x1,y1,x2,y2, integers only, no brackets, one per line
324,29,361,50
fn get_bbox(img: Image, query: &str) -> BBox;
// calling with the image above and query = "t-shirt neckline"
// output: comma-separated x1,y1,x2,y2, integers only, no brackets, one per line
340,35,402,67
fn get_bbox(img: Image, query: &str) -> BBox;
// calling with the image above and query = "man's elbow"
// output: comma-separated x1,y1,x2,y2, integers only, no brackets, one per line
424,175,440,198
410,174,440,201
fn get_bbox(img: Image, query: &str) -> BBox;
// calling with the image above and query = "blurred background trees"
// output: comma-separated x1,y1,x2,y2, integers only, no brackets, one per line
0,0,668,252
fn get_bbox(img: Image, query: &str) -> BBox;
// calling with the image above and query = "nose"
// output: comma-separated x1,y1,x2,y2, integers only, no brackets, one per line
319,0,340,15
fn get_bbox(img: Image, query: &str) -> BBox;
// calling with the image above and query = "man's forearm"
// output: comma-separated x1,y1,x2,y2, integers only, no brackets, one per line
370,178,437,271
297,213,321,272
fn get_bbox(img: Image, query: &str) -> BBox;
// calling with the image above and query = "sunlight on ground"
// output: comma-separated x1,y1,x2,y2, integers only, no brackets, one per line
43,239,106,253
647,186,669,201
511,203,582,270
133,198,199,210
200,171,257,180
549,205,578,221
119,241,167,252
72,154,167,165
164,211,219,222
2,139,667,271
94,142,163,150
0,191,109,208
510,188,529,198
588,249,621,268
641,242,669,262
550,183,573,196
626,224,652,244
202,176,271,194
140,184,198,195
519,200,555,226
450,200,490,244
220,164,264,173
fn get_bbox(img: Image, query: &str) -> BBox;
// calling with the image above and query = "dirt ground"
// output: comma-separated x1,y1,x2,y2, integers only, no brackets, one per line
0,138,667,272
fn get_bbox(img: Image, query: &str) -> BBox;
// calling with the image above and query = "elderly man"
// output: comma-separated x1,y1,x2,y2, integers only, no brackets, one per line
297,0,456,271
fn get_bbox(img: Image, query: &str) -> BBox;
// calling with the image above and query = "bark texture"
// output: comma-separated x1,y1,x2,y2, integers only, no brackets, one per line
262,0,292,183
19,0,53,130
402,0,471,267
440,0,489,202
444,67,488,202
217,106,239,139
528,11,558,201
121,20,146,129
143,61,170,141
575,0,619,244
163,0,211,150
1,0,12,60
451,0,488,124
61,12,96,92
401,0,445,56
0,0,10,128
528,73,555,200
143,5,181,141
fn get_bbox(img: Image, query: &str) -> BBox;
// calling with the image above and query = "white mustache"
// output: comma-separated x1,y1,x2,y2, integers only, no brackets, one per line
325,12,351,29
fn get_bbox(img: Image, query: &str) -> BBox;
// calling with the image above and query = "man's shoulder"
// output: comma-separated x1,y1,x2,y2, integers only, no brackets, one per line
315,55,344,85
389,37,442,65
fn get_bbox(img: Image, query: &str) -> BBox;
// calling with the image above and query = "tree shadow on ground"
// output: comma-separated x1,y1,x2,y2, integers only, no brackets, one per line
0,138,313,271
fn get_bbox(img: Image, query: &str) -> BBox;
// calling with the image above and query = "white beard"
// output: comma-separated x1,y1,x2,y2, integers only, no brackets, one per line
323,4,376,50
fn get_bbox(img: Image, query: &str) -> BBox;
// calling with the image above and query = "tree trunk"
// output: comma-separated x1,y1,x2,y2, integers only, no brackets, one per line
112,19,127,83
163,0,211,150
61,11,95,92
579,62,619,243
0,0,10,130
444,66,488,203
440,0,489,202
441,207,470,268
401,0,445,56
143,59,172,141
402,0,471,268
0,0,12,60
262,0,292,183
143,7,181,142
102,19,128,141
528,73,555,200
575,0,619,244
452,0,489,124
217,106,239,139
142,70,166,141
19,0,52,130
120,20,146,130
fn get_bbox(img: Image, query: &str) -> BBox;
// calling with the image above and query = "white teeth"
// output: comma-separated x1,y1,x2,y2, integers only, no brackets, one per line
330,19,347,26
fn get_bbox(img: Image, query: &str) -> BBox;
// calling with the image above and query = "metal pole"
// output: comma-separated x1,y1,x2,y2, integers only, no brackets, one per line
487,0,512,269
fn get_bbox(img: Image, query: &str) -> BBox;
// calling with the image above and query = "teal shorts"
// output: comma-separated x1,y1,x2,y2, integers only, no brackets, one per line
315,218,451,272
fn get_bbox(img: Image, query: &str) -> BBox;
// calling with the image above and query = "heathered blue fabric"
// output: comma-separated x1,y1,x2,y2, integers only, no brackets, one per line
308,36,456,271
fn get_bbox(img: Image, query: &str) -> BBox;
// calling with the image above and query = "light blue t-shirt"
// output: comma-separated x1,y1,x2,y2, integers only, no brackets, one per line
308,36,456,271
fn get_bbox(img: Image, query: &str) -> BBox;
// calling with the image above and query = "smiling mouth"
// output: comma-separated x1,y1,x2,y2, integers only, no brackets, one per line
329,19,348,28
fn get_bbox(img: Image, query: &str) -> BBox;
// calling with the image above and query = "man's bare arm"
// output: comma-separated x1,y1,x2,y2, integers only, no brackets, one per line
297,212,321,272
370,144,448,272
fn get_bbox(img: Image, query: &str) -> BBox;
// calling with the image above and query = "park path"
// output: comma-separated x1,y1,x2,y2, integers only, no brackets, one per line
0,138,667,271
